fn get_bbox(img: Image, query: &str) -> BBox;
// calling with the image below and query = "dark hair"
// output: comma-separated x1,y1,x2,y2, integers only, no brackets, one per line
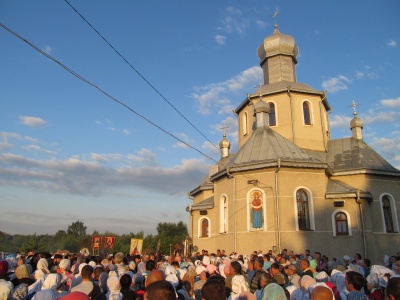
146,260,156,271
81,265,93,280
171,261,179,267
355,253,362,260
386,277,400,300
364,258,371,267
145,280,176,300
120,274,132,288
255,256,264,268
201,278,226,300
258,272,275,289
271,263,280,270
230,261,242,275
345,271,366,291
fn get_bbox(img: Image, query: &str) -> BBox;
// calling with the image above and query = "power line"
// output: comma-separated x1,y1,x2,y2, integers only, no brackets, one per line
64,0,221,154
0,22,217,164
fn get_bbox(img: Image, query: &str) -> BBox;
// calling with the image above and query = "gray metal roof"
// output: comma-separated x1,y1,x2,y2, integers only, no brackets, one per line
326,138,400,175
228,126,323,167
326,179,372,199
191,196,214,211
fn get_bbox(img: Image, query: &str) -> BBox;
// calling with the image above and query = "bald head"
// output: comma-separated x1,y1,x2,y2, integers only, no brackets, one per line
311,286,333,300
145,270,165,287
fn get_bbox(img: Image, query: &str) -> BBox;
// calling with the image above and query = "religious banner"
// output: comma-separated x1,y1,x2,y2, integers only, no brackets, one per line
130,238,143,256
105,236,115,249
92,236,102,250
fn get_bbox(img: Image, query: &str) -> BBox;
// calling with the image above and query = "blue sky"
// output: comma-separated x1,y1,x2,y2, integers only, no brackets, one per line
1,1,399,236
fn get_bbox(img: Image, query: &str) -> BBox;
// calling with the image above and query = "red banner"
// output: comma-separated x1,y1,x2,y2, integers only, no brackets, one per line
92,236,102,249
105,236,115,249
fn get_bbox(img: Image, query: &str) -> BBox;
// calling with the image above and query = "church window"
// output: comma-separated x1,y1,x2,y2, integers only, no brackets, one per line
303,101,312,125
331,209,351,236
269,102,276,126
200,218,209,238
335,212,349,235
296,189,310,230
382,196,394,233
243,112,248,136
220,195,228,233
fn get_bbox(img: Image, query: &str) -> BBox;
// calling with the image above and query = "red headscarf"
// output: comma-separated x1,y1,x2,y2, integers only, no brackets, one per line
0,260,8,277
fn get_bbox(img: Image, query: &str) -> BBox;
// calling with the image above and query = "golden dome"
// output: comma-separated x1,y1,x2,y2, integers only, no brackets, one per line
219,134,231,149
350,116,363,129
257,25,299,63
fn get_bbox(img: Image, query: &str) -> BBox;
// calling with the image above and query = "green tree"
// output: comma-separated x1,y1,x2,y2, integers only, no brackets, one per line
20,233,45,253
156,222,188,255
67,220,87,237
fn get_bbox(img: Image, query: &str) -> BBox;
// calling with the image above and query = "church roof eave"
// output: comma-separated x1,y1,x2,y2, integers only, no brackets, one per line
325,179,373,200
234,82,330,114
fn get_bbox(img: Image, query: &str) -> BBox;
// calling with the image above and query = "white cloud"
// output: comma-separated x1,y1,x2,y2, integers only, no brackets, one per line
329,114,352,129
215,35,226,45
321,75,352,93
217,6,249,35
192,66,262,115
43,45,52,54
255,20,267,29
22,144,55,155
355,71,364,79
369,136,400,165
387,40,397,47
127,148,158,166
0,154,208,196
19,116,46,128
123,129,131,135
380,97,400,108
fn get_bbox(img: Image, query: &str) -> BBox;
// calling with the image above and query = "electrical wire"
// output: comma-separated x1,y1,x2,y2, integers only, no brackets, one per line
0,22,217,164
64,0,221,154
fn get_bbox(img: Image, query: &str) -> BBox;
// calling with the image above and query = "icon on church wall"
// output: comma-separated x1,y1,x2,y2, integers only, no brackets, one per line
250,190,264,229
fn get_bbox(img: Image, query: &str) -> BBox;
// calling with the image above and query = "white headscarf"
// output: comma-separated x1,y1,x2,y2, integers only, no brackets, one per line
41,274,60,292
165,266,179,288
0,280,13,300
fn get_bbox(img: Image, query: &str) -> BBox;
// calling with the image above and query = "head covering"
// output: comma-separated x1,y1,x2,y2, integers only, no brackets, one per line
343,255,352,262
0,280,13,300
316,271,330,282
58,259,70,271
13,283,28,300
58,291,90,300
0,261,8,277
309,259,317,269
16,264,30,279
370,265,395,277
31,290,56,300
37,258,49,271
206,264,217,274
107,276,120,293
202,256,211,266
347,264,364,275
42,274,60,292
286,286,303,300
330,269,342,278
195,265,207,275
219,264,226,278
366,274,387,289
78,263,87,274
300,275,316,290
165,266,179,287
261,283,286,300
88,261,96,268
128,261,136,271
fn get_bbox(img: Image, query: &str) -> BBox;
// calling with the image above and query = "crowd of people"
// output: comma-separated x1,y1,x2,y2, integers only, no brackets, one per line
0,248,399,300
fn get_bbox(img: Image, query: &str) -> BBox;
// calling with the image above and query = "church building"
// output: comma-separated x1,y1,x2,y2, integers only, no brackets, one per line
187,25,400,263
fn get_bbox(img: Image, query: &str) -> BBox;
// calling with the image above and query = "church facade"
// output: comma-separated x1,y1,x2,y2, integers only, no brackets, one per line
187,25,400,263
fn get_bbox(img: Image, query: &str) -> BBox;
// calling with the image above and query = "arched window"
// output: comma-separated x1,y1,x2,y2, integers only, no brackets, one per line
296,189,310,230
269,102,276,126
335,212,349,235
242,112,248,136
220,195,228,233
303,102,311,125
200,218,209,238
382,196,394,233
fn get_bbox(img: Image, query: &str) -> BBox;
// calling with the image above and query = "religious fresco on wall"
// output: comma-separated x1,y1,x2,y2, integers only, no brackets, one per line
250,190,264,230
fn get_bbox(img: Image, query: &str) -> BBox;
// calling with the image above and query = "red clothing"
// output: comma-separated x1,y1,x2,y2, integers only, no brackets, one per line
367,289,384,300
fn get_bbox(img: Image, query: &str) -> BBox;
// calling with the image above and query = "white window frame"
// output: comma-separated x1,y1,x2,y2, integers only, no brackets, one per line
219,194,228,234
379,193,399,233
198,217,211,239
293,186,315,231
331,208,352,236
